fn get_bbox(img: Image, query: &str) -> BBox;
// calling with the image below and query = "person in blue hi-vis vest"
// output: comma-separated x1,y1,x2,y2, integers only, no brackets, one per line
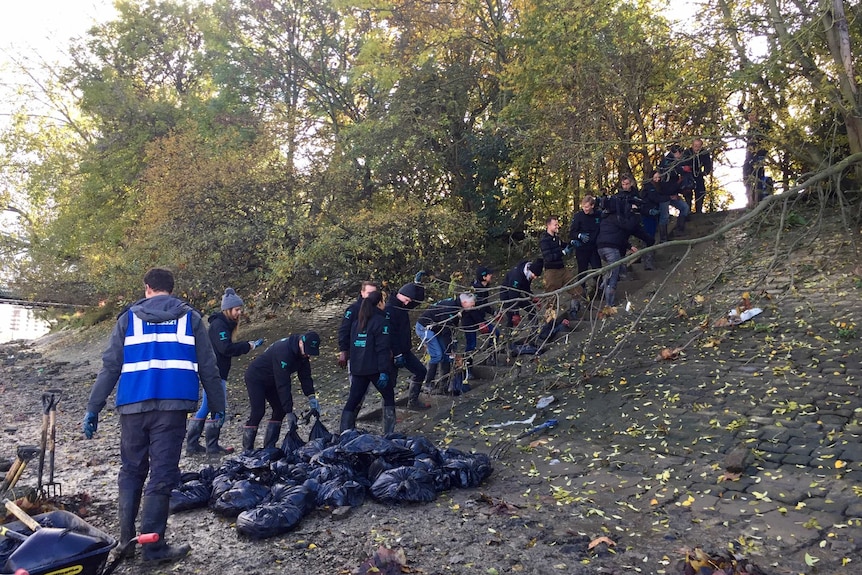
83,268,225,564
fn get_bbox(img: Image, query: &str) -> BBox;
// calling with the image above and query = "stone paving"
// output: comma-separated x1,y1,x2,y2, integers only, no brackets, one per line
421,207,862,574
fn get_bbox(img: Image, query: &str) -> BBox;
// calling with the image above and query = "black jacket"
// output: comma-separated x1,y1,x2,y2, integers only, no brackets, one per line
462,279,494,328
384,299,414,357
659,152,691,193
684,148,713,180
539,231,566,270
245,335,315,414
349,307,391,377
500,260,535,311
417,298,462,338
338,297,363,353
208,312,253,380
569,210,601,248
597,205,654,250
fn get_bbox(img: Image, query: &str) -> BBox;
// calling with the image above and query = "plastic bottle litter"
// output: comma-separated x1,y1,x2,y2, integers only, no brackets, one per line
536,396,555,409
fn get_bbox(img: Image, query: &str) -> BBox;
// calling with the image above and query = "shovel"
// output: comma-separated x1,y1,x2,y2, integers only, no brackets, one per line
489,419,558,460
0,446,41,498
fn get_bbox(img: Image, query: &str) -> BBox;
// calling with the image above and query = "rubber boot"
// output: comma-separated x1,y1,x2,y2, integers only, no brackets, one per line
339,410,357,433
262,420,282,449
422,362,439,395
642,251,656,271
382,406,396,435
241,426,258,452
140,495,190,563
184,418,205,455
604,287,616,307
407,376,431,410
659,224,669,244
440,361,454,395
205,421,234,455
675,214,687,234
117,488,141,557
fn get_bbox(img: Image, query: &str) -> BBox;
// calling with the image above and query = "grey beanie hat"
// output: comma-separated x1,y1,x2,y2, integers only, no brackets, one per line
221,288,244,310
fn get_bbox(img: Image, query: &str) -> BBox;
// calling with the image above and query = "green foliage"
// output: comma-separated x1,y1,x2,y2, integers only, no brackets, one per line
263,201,484,302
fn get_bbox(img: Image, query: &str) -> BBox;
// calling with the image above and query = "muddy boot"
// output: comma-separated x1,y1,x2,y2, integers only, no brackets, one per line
603,287,616,307
659,224,669,244
140,495,190,563
642,251,656,271
241,426,258,452
440,361,454,395
205,420,234,455
184,418,205,455
407,376,431,410
422,363,439,394
262,420,282,449
382,406,396,435
674,214,687,234
339,410,357,433
117,488,141,557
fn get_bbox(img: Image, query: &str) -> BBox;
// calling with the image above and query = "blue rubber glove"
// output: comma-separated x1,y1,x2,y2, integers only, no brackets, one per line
211,411,226,428
251,338,265,350
571,239,583,248
393,354,406,369
414,270,428,284
375,373,390,391
578,233,590,244
648,208,659,216
308,396,320,414
82,412,98,439
562,245,572,257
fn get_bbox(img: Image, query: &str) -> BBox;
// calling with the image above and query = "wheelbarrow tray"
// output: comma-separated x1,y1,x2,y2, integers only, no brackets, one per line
1,510,117,575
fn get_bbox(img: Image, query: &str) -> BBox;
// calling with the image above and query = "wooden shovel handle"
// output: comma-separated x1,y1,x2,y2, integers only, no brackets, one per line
4,499,40,532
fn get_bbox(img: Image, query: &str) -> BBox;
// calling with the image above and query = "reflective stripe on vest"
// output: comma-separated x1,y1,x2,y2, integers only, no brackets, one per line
116,311,200,406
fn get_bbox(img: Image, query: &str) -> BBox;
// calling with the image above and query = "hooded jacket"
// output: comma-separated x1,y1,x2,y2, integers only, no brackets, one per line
500,260,535,312
349,307,391,377
208,311,253,380
87,294,224,416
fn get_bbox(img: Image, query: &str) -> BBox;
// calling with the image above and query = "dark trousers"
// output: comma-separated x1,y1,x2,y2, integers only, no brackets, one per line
575,246,601,279
244,379,287,426
391,351,426,385
345,373,395,410
119,410,186,496
693,178,707,213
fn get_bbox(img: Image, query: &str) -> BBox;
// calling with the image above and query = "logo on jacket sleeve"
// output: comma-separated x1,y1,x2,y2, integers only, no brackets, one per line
219,331,228,341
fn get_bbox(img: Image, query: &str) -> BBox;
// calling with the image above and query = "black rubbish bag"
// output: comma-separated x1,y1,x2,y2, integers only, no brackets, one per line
341,434,415,464
440,449,493,488
370,466,437,504
235,502,305,540
266,483,316,514
170,480,212,513
316,478,366,508
308,417,333,444
211,479,271,517
235,447,284,469
280,426,305,454
296,438,328,462
413,457,451,492
272,460,312,483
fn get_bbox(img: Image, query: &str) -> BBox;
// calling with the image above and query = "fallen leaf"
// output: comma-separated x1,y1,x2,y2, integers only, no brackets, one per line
588,536,616,550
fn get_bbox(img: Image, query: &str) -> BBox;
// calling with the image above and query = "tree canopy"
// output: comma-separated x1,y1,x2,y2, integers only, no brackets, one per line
1,0,859,308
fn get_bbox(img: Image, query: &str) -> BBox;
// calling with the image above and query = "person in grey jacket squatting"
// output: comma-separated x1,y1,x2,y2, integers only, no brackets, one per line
82,268,226,564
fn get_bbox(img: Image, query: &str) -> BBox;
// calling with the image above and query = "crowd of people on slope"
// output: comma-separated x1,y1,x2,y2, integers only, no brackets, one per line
76,138,715,562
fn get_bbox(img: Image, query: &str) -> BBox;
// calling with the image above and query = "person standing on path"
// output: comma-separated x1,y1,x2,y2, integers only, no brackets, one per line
82,267,225,563
540,217,583,314
337,281,379,370
241,332,321,451
185,288,264,456
384,281,430,410
340,291,395,433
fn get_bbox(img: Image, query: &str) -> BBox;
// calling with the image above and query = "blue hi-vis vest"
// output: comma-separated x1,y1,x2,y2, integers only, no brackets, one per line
116,310,200,406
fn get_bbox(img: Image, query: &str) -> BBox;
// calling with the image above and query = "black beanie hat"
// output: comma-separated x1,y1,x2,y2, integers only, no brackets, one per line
398,282,426,302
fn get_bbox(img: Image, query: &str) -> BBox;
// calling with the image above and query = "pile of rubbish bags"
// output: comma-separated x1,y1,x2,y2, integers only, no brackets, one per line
170,422,493,539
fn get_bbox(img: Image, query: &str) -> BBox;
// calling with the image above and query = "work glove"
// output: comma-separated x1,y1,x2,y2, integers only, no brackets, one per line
479,322,491,334
682,165,692,172
375,372,390,391
210,411,226,428
577,233,590,244
308,395,320,416
414,270,428,284
648,208,660,216
82,412,98,439
562,245,572,257
570,238,582,248
337,351,348,369
249,338,265,350
393,354,406,369
286,412,298,432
